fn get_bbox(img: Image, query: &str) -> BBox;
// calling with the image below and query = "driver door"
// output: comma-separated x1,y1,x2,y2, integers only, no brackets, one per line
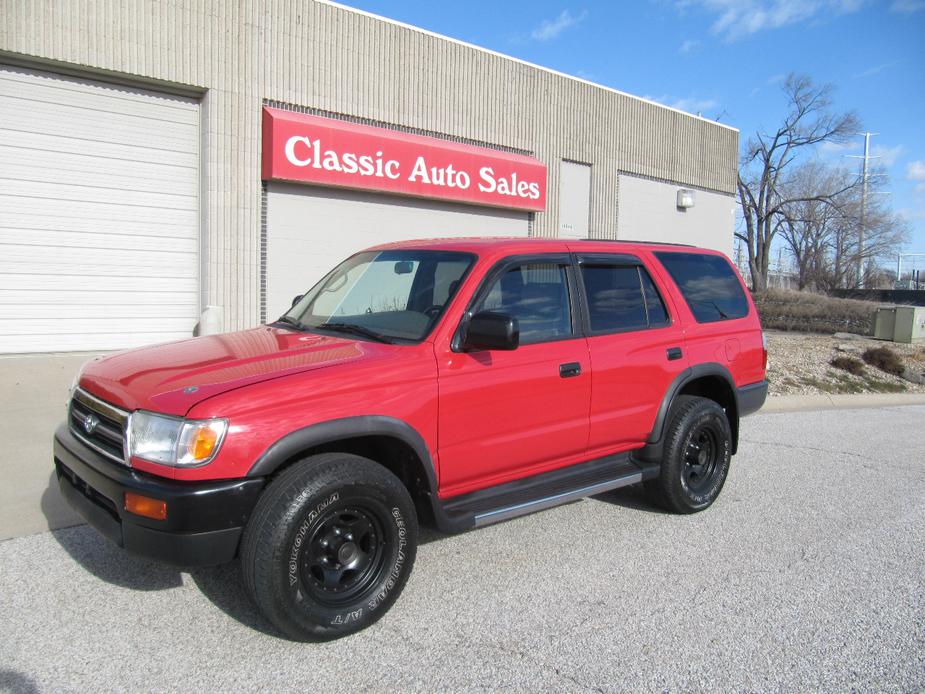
436,255,591,497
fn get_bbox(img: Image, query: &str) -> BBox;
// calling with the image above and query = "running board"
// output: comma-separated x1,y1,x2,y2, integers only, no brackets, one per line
433,452,659,532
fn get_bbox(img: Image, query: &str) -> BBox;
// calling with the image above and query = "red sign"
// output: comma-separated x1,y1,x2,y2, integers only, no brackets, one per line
261,107,547,212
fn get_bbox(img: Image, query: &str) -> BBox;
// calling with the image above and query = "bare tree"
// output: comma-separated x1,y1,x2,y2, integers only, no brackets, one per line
777,162,851,290
778,162,909,291
736,74,860,291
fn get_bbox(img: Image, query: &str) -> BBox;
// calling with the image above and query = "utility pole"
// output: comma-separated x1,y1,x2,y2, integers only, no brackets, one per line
848,132,878,289
858,132,873,288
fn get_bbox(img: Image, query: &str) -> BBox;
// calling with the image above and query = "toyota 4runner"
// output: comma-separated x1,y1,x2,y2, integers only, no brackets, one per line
55,237,767,640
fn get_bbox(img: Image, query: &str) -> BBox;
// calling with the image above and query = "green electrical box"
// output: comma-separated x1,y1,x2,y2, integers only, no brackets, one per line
893,306,925,343
873,308,897,340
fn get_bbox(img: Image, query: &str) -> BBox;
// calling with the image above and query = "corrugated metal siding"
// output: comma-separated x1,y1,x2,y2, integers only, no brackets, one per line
0,0,738,332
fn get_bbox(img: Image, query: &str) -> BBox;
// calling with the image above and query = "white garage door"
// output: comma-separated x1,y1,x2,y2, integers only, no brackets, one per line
265,183,529,320
0,65,200,353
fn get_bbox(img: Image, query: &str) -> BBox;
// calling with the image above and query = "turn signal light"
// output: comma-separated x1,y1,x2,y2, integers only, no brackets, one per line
124,492,168,521
188,424,220,461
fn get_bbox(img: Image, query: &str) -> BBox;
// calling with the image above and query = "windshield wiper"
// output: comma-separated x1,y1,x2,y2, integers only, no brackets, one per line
273,315,308,330
315,322,394,344
692,300,729,320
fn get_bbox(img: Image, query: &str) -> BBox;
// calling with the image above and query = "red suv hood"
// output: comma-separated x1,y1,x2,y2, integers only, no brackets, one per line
79,327,391,416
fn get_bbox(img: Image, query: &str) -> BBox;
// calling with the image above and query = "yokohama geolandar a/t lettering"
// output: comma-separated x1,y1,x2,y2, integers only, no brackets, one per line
54,237,768,640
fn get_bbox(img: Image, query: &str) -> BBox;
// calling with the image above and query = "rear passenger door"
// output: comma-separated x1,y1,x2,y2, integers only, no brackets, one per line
576,253,689,452
436,255,591,497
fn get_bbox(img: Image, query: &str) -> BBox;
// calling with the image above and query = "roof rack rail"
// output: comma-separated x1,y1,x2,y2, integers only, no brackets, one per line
575,238,695,248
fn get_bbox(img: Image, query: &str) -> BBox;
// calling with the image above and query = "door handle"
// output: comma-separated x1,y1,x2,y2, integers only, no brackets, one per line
667,347,683,361
559,362,582,378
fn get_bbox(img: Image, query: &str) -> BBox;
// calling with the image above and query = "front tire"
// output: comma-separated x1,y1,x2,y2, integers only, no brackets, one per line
241,453,418,641
645,395,732,514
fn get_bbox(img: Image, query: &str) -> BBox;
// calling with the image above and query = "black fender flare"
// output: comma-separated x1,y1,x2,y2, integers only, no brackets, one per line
246,415,469,531
638,363,740,460
247,415,438,491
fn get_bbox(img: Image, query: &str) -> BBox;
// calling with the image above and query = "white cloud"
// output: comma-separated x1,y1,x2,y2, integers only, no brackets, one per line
890,0,925,12
677,0,865,40
907,160,925,180
819,140,856,155
670,97,720,114
574,69,600,82
679,39,701,53
530,9,588,41
871,144,903,167
852,60,901,79
644,93,719,115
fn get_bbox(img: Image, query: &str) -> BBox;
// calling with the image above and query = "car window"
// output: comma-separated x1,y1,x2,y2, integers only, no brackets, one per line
474,262,573,345
286,250,475,342
640,269,669,326
580,264,670,332
654,251,749,323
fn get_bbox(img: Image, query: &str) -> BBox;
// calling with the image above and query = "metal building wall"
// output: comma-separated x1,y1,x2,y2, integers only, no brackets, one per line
0,0,738,332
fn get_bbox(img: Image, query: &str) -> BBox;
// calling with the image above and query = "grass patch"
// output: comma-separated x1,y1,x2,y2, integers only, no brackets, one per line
831,372,865,393
862,346,905,377
751,289,881,335
799,376,840,393
830,355,866,376
863,378,907,393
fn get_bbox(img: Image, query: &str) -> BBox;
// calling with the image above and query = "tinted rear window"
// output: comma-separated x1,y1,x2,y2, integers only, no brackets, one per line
655,252,749,323
580,264,670,333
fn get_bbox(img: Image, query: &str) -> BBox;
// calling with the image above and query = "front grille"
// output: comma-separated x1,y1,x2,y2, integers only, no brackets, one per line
69,388,129,465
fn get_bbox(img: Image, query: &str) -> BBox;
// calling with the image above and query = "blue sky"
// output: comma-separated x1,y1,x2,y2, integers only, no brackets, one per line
337,0,925,260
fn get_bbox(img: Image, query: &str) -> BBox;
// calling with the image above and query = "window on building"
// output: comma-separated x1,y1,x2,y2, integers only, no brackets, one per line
655,252,749,323
474,262,573,344
580,264,670,333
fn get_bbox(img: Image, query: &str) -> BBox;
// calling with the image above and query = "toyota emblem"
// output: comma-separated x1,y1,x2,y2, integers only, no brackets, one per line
81,413,100,435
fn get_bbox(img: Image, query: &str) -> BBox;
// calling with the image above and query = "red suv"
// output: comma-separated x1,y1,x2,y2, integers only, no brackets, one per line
56,238,767,640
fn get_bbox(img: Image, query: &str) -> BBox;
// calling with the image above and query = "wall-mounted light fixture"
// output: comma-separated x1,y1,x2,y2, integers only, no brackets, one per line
676,189,695,210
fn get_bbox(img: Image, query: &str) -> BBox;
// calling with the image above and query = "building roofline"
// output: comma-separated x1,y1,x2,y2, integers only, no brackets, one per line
322,1,739,134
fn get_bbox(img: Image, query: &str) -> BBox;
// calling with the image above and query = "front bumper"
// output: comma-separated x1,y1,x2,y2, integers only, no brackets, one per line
54,425,264,567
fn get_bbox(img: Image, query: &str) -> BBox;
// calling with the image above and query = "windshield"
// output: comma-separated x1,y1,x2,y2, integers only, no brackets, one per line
279,250,476,342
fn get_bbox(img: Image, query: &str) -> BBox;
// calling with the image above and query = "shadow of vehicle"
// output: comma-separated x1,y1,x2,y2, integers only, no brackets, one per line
0,670,40,694
41,465,455,635
42,470,183,591
38,469,83,533
591,482,671,515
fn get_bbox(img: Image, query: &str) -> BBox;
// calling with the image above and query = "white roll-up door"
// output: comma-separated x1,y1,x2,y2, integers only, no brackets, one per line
265,183,529,320
0,65,200,353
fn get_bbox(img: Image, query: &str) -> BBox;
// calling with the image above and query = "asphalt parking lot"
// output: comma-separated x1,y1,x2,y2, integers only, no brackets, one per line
1,405,923,693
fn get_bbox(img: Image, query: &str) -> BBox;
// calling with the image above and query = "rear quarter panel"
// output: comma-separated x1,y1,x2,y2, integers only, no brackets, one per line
647,249,765,388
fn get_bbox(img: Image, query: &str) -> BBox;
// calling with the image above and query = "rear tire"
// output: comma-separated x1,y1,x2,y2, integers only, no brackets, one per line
645,395,732,514
241,452,418,641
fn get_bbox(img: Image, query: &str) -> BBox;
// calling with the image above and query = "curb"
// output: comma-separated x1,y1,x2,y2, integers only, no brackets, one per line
760,393,925,414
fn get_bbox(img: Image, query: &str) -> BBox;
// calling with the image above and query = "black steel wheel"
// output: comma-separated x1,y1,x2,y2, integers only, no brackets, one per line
645,395,732,514
241,453,418,641
300,504,387,606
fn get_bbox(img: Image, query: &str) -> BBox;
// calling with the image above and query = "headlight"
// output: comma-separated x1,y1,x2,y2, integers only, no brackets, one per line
128,411,228,467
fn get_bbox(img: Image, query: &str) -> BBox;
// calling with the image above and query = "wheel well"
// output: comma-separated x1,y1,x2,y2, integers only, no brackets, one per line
678,376,739,453
268,435,437,525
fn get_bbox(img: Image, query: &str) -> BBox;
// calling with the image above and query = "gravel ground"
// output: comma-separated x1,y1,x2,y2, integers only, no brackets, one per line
767,331,925,396
1,406,924,693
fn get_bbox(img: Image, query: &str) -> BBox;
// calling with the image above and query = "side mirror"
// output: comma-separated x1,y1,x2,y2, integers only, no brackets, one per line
463,311,519,351
291,294,304,308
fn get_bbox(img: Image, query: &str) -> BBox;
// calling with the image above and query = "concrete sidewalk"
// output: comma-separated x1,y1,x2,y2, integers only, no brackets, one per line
0,354,91,541
763,392,925,413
